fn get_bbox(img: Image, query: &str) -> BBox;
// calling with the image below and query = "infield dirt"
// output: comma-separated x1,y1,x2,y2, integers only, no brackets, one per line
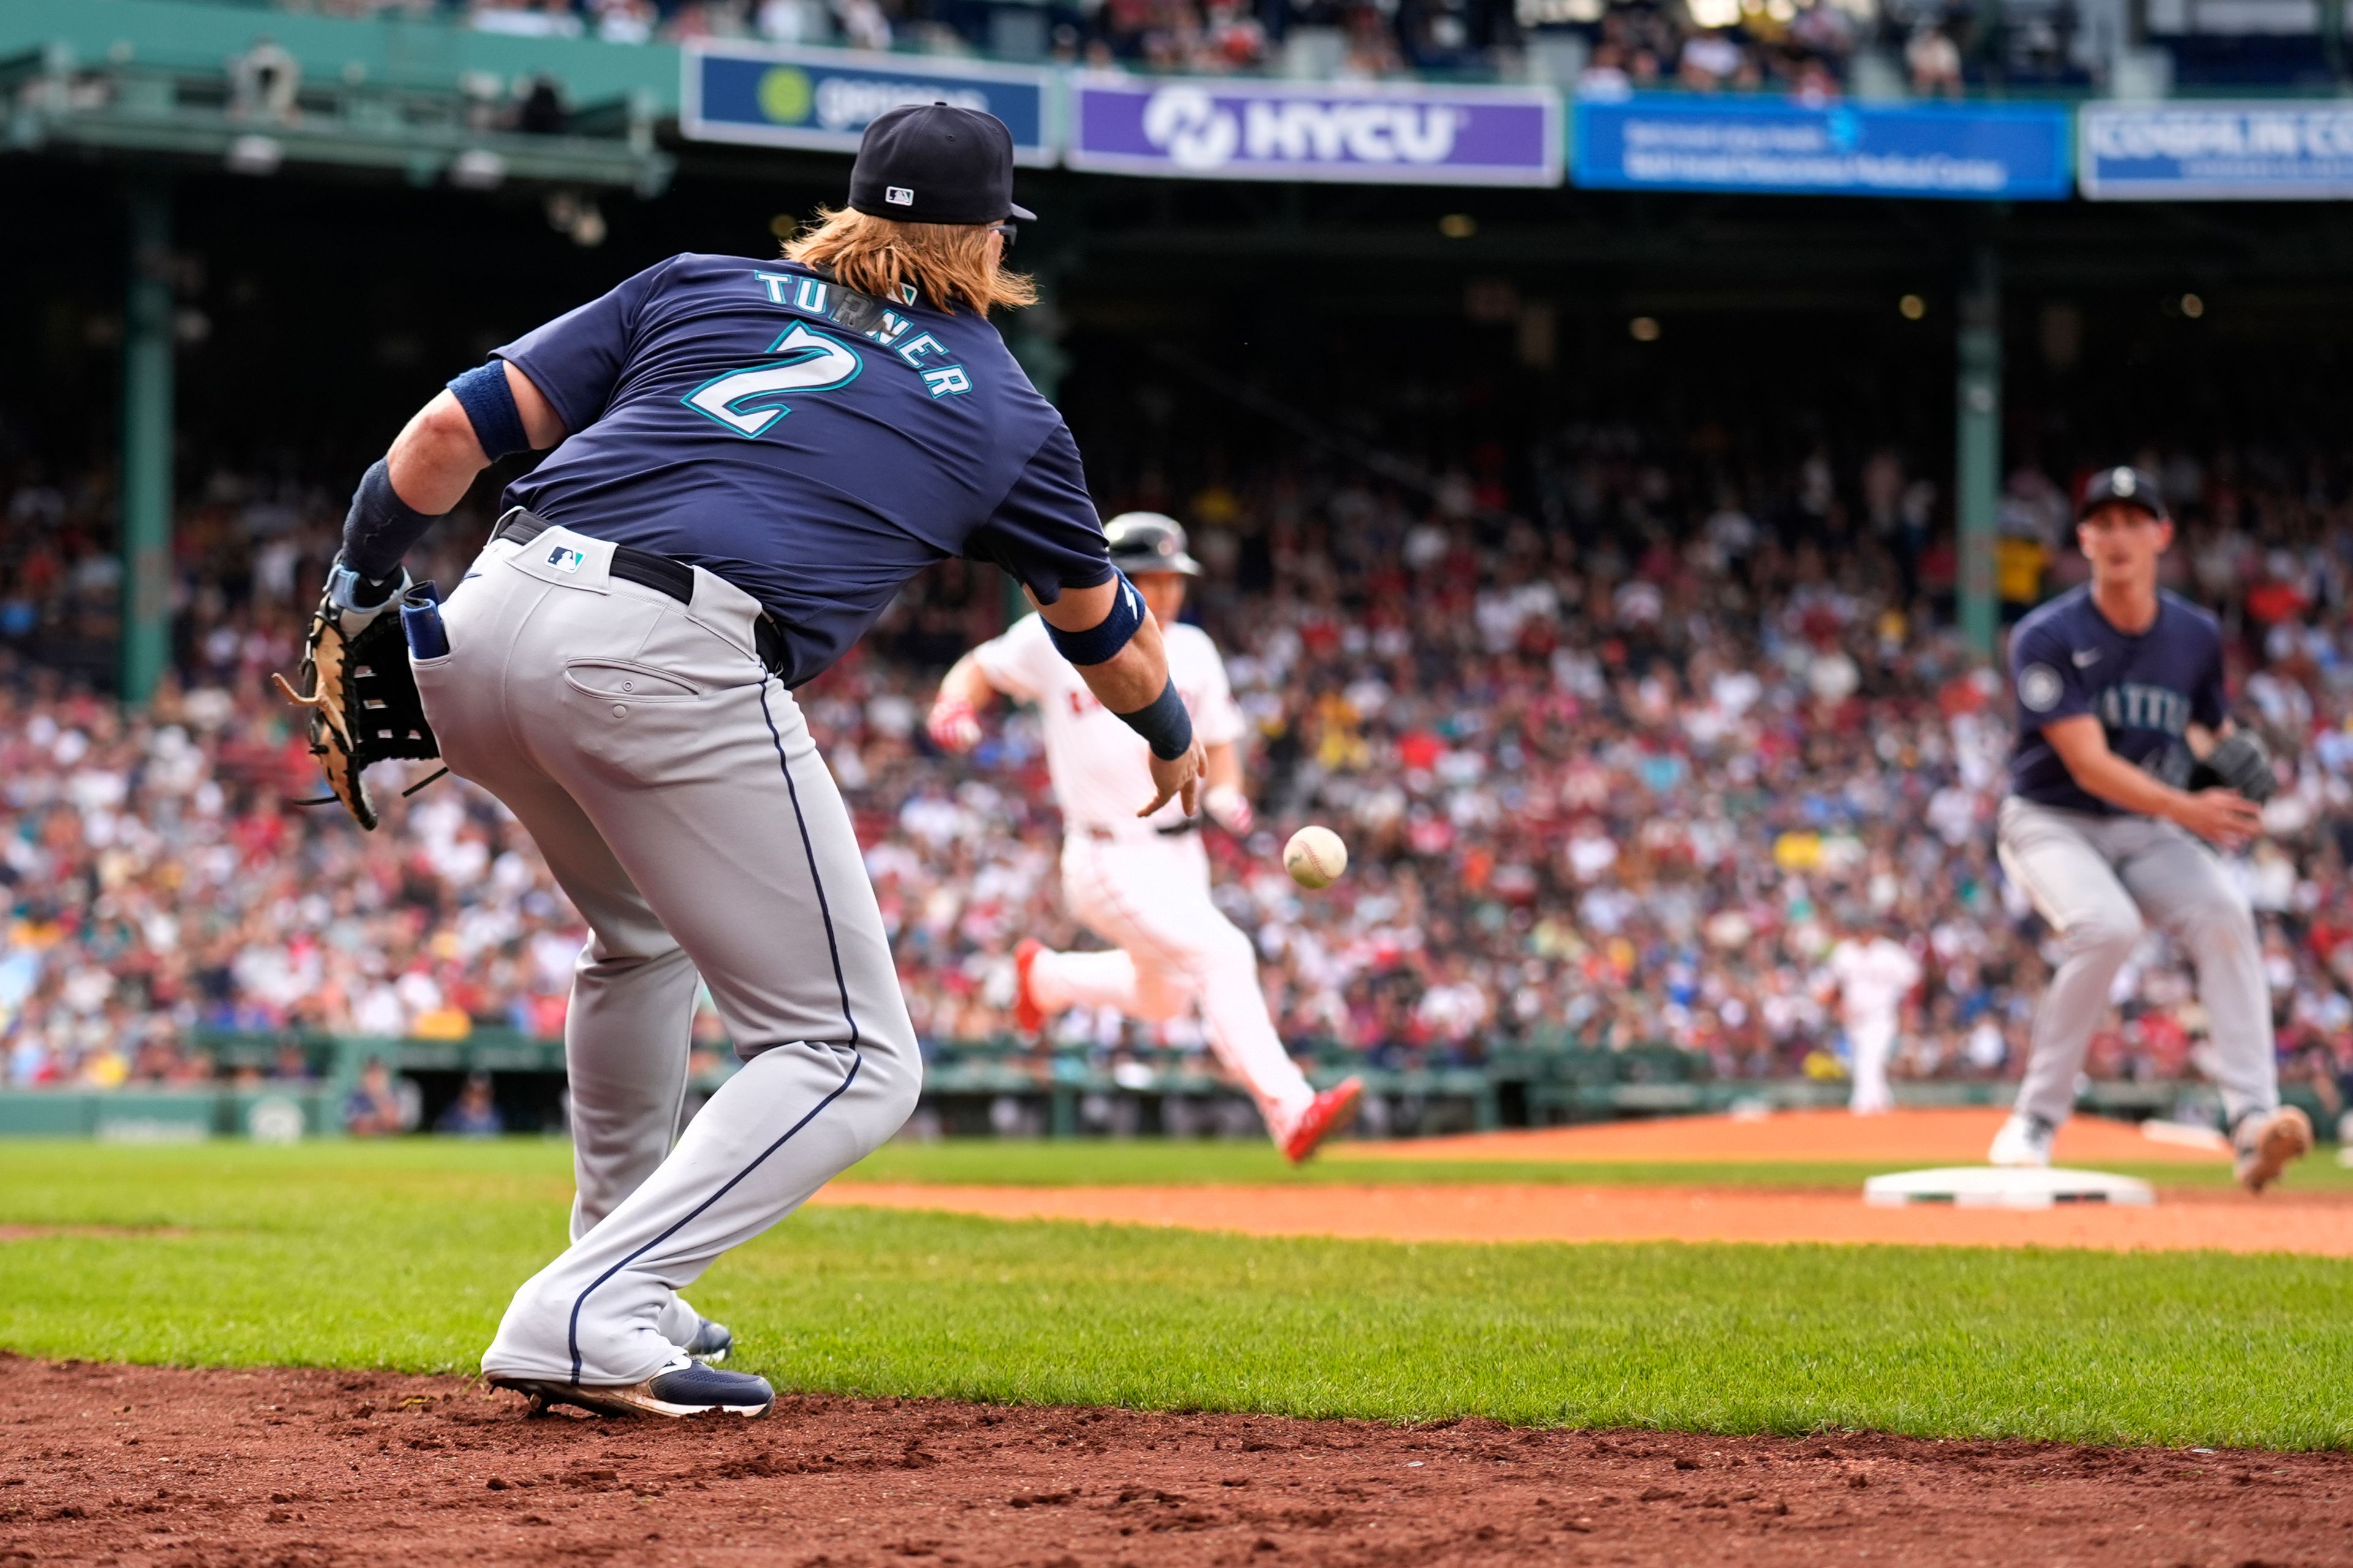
809,1180,2353,1254
4,1355,2348,1568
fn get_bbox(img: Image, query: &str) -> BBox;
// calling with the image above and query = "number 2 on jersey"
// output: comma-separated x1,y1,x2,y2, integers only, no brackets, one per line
681,323,862,439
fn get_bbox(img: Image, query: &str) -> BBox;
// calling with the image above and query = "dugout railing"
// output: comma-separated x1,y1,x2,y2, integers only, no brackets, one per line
0,1026,2309,1141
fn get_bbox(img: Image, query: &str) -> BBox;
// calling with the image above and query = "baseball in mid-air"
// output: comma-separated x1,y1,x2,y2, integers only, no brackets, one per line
1284,825,1347,889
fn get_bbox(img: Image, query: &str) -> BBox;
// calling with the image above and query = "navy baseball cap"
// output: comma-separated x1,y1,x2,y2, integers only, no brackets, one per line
848,103,1034,226
2078,465,2168,522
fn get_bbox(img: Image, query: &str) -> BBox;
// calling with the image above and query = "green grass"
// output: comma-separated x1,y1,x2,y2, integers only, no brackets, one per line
1,1140,2348,1450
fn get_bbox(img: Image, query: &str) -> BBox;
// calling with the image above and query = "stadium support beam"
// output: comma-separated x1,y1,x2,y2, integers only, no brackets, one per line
120,178,175,707
1955,243,2001,661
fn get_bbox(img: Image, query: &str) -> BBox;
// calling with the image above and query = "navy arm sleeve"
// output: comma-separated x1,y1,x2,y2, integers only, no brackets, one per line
2010,620,2093,730
491,259,672,436
963,423,1115,605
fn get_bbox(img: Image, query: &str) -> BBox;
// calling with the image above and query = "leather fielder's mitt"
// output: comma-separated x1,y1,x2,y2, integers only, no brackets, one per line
2191,729,2278,805
271,583,441,830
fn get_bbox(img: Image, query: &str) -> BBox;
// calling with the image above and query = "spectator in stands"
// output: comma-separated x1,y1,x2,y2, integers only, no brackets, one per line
435,1072,506,1137
1906,24,1965,97
3,420,2350,1127
471,0,585,37
342,1058,407,1137
594,0,660,41
1677,29,1745,89
1577,42,1635,98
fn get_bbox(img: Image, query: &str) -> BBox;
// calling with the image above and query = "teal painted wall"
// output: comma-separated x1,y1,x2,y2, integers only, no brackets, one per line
0,0,681,108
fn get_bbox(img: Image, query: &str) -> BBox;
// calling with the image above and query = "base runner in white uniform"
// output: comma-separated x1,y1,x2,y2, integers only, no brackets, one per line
1823,920,1921,1116
929,515,1363,1162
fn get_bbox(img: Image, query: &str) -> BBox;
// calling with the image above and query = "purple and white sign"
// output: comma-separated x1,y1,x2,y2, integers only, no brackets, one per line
1067,75,1562,186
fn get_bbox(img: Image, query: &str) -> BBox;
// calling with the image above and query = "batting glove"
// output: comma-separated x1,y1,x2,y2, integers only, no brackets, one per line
1204,784,1253,835
927,695,982,753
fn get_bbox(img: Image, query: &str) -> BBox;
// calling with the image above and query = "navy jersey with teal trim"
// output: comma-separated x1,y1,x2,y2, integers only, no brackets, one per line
2006,586,2228,815
494,253,1110,686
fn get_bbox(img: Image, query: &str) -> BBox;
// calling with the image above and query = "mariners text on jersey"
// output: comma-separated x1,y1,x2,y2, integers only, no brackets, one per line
2006,585,2227,816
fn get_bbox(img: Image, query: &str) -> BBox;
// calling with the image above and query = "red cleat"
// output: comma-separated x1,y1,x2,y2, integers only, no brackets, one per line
1282,1076,1364,1164
1012,939,1047,1036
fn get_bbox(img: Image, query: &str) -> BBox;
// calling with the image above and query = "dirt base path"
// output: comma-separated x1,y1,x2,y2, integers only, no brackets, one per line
809,1181,2353,1255
4,1357,2349,1568
1327,1107,2230,1165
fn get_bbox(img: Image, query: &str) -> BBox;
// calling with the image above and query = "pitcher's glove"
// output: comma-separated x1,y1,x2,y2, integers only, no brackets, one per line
271,564,441,830
2192,730,2278,805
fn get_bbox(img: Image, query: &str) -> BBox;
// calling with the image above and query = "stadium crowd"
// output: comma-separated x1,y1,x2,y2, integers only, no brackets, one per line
214,0,1960,93
4,432,2352,1124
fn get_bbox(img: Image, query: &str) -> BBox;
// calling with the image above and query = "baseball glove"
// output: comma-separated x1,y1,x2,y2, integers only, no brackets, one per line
271,580,441,830
2192,730,2278,804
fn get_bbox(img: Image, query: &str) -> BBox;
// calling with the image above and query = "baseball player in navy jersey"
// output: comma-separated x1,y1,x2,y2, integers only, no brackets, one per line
314,105,1207,1417
927,515,1364,1162
1990,466,2312,1191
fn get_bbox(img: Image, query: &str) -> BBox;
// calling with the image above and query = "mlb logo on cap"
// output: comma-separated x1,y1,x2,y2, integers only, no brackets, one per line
848,103,1034,226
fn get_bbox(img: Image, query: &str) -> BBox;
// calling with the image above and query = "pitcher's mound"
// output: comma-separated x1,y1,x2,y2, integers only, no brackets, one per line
1327,1107,2228,1165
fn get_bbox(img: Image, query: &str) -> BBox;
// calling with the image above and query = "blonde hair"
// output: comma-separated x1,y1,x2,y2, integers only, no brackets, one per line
783,205,1036,317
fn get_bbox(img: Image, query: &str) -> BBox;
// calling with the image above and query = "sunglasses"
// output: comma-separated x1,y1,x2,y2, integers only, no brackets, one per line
989,221,1017,254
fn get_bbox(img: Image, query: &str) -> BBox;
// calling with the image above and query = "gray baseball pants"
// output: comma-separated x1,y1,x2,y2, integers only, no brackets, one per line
414,524,920,1388
1995,795,2278,1131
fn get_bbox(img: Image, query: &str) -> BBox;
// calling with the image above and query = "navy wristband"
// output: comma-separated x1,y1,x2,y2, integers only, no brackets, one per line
339,458,439,583
1043,572,1143,667
445,361,532,461
1114,678,1194,762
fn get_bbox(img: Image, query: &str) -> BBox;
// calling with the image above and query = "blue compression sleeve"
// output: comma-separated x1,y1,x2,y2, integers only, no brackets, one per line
1115,678,1194,761
445,362,532,461
339,459,441,584
1043,572,1143,666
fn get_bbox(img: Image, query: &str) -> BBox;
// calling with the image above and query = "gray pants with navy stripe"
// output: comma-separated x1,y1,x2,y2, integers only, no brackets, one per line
416,526,919,1387
1995,795,2278,1133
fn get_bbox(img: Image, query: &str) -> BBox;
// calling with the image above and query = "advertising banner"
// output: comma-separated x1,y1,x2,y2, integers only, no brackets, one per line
683,42,1053,165
1066,75,1563,186
1572,95,2073,200
2080,102,2353,199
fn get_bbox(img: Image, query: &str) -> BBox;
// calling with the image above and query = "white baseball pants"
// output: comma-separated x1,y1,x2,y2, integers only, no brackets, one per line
1996,795,2278,1132
1028,830,1315,1142
415,525,920,1388
1845,1010,1897,1115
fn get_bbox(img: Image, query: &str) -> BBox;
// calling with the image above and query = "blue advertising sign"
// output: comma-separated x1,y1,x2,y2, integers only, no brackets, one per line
1573,95,2072,201
2081,102,2353,200
682,42,1053,166
1067,75,1563,186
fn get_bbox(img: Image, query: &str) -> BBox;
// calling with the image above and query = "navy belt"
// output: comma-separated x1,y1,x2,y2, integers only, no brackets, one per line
495,508,789,677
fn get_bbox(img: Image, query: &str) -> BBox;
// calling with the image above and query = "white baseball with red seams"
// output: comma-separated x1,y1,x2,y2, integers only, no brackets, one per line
969,612,1320,1145
1283,825,1347,890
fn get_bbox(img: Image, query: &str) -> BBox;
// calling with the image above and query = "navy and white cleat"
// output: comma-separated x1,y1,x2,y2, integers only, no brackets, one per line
683,1315,733,1365
491,1364,774,1420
